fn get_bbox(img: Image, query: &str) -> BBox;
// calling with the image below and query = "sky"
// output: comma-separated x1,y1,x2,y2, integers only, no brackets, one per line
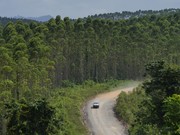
0,0,180,19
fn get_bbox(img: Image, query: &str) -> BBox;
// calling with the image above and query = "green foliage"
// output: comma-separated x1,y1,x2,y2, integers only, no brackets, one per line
88,8,180,20
0,9,180,134
163,94,180,135
82,80,95,87
0,17,35,26
143,61,180,125
115,86,146,125
129,124,160,135
144,61,180,96
50,80,134,135
5,99,55,135
115,62,180,135
61,80,75,88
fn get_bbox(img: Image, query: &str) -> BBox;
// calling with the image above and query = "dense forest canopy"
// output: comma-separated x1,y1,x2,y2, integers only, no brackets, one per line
0,10,180,97
0,9,180,134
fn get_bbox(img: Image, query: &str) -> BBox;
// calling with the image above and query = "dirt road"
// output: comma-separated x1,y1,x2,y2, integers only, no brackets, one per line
84,87,135,135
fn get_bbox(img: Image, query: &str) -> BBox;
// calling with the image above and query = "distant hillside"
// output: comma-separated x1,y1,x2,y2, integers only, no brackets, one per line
87,8,180,20
0,15,52,26
0,17,36,26
14,15,53,22
1,9,180,26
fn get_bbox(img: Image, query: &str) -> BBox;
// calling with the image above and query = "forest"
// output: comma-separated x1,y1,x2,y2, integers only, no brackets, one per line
0,17,35,26
87,8,180,20
0,9,180,134
115,61,180,135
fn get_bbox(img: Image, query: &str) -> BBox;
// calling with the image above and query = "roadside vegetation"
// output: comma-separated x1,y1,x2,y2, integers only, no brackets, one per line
115,61,180,135
49,80,135,135
3,80,135,135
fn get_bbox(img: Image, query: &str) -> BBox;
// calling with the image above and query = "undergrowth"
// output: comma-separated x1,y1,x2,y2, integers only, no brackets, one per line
49,80,137,135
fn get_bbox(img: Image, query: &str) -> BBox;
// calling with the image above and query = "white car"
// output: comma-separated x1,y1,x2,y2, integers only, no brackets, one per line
92,102,99,108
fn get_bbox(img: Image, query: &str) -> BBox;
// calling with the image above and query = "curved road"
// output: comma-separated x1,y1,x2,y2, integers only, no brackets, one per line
84,87,135,135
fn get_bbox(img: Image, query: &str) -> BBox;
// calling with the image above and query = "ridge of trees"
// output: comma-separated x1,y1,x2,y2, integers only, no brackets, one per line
0,17,37,26
1,8,180,26
87,8,180,20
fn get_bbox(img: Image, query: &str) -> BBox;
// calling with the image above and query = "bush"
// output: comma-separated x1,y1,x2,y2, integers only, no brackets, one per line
115,86,146,126
5,98,55,135
61,80,75,88
129,124,161,135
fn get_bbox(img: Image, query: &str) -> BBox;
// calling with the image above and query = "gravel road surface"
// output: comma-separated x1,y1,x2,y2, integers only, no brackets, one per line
84,87,135,135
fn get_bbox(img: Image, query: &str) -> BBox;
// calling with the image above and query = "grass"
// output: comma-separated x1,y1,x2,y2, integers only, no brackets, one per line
49,80,138,135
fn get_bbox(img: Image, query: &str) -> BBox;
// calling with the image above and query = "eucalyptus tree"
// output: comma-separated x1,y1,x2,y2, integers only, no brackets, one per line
163,94,180,135
0,46,14,135
3,22,17,42
46,16,66,87
84,19,96,80
28,36,52,96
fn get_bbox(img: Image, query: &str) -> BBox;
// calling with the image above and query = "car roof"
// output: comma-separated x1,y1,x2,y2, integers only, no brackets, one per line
93,101,99,103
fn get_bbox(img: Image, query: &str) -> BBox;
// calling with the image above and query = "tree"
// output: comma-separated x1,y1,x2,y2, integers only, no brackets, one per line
3,22,17,42
5,99,55,135
163,94,180,135
143,61,180,125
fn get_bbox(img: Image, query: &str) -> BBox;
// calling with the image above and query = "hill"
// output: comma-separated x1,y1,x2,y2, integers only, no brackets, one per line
0,16,36,26
0,15,52,26
14,15,53,22
87,8,180,20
